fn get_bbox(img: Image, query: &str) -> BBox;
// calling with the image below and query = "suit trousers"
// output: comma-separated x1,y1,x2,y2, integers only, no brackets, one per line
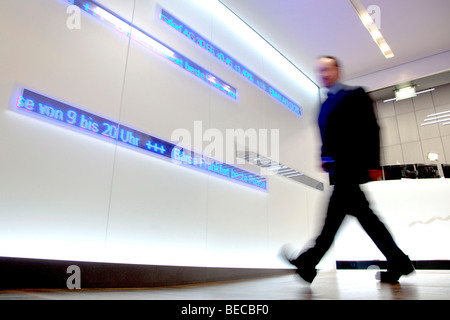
302,181,408,269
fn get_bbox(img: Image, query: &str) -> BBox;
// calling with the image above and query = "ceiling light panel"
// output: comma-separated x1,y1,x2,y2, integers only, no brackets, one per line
349,0,394,59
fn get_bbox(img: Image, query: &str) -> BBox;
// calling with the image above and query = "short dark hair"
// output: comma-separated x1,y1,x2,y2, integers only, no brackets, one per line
318,55,340,68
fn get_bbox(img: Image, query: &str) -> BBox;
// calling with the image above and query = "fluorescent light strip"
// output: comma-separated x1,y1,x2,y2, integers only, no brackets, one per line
416,88,435,95
421,109,450,126
427,110,450,117
421,118,450,126
236,150,322,190
424,114,450,122
349,0,394,59
383,88,435,103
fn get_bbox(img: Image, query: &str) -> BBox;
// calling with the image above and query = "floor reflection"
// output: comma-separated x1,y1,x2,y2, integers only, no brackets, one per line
0,270,448,300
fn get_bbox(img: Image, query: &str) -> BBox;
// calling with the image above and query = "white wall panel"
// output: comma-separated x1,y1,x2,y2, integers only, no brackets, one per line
1,0,449,272
104,148,210,266
402,141,424,164
432,83,450,107
376,100,396,119
394,98,414,115
416,108,441,140
379,116,400,147
0,0,323,269
382,145,404,165
0,0,132,261
412,91,434,111
436,104,450,137
397,112,420,143
443,136,450,162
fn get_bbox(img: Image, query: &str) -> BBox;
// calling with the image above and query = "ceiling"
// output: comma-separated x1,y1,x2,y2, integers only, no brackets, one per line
219,0,450,97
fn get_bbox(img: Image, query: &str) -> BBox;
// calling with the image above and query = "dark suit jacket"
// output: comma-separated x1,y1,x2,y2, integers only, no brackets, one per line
318,85,380,184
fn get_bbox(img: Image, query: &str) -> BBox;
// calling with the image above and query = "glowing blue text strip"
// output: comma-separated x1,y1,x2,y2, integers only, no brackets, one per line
16,89,267,190
160,9,302,117
66,0,237,99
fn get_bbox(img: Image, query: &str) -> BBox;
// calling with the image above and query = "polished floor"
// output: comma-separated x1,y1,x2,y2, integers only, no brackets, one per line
0,270,449,300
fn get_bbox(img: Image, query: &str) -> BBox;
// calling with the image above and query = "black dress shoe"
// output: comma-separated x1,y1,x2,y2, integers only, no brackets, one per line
294,263,317,284
280,246,317,284
376,258,415,283
376,271,401,283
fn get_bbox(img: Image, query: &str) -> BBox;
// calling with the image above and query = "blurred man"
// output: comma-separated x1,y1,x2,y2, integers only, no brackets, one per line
284,56,414,284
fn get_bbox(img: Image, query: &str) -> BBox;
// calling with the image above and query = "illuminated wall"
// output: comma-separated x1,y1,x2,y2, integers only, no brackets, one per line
0,0,328,269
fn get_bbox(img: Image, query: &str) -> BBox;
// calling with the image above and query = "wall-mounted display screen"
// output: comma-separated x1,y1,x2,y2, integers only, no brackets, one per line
160,9,302,117
65,0,237,100
15,89,267,191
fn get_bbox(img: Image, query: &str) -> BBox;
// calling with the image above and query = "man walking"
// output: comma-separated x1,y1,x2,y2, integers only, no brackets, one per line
284,56,414,284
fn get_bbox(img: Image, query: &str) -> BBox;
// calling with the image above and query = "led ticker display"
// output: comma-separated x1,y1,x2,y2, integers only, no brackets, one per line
15,89,267,191
160,9,302,117
65,0,237,100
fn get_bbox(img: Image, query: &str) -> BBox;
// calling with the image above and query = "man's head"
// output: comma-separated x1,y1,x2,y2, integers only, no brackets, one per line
316,56,340,88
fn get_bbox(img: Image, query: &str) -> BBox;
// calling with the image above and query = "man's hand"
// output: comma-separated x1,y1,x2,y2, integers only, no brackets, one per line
321,157,335,173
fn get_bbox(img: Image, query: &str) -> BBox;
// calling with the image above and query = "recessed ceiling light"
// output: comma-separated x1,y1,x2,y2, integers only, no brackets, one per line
384,87,435,103
349,0,394,59
395,86,416,101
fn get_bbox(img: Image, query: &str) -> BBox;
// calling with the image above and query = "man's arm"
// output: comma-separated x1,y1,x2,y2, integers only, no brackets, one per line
354,88,382,179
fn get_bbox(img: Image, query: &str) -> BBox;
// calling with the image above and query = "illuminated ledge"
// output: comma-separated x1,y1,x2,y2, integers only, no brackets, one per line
237,150,324,191
0,257,293,290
